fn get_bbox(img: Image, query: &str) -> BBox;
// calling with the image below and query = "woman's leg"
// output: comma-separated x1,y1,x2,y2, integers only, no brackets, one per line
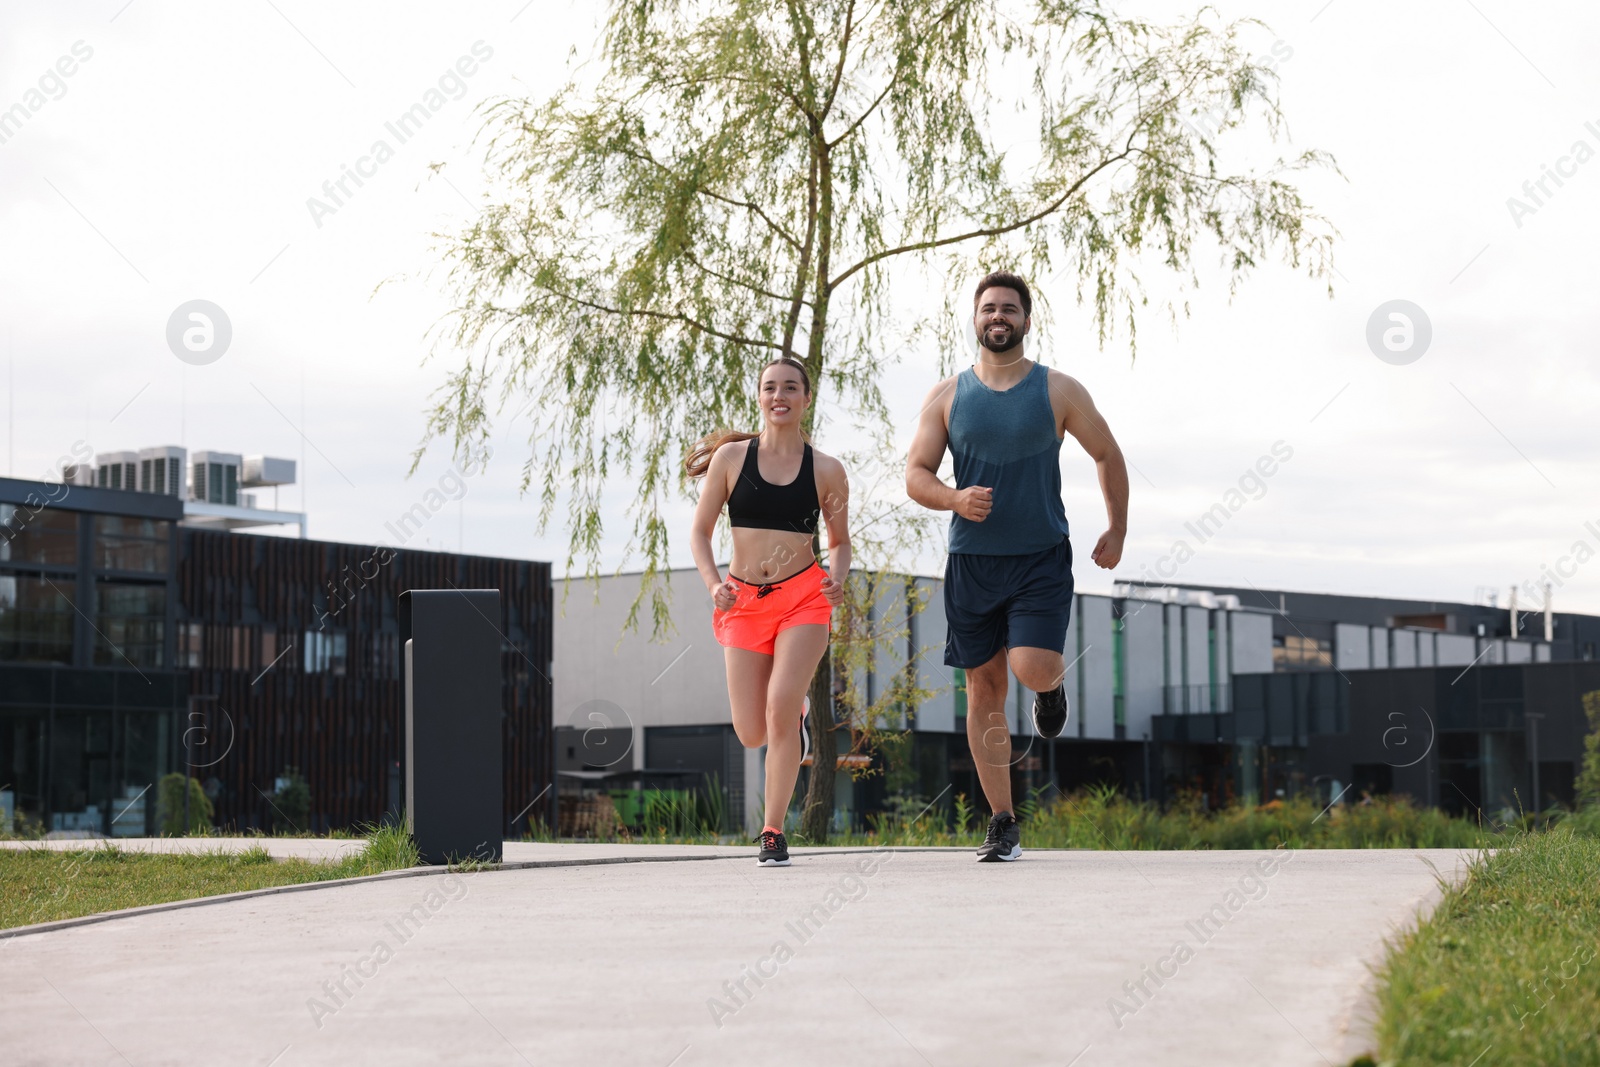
763,623,829,830
726,647,774,750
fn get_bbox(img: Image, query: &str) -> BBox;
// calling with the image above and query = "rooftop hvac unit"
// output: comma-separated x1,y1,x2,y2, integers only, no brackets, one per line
242,455,296,488
191,450,242,506
62,463,94,486
138,446,186,497
94,450,139,491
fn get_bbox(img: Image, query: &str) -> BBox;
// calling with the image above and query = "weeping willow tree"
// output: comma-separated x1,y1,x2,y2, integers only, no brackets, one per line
412,0,1336,841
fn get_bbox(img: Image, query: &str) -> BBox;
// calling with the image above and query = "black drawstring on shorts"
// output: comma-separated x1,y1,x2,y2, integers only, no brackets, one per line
755,582,781,599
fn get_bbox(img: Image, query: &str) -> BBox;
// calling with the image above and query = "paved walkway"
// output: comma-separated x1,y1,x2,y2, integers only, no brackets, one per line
0,836,754,864
0,843,1472,1066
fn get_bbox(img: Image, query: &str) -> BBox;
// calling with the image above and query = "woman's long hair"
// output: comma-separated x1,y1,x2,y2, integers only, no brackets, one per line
684,357,813,478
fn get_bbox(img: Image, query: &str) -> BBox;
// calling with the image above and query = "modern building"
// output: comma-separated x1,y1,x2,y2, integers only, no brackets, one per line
0,468,554,838
555,567,1598,833
89,443,308,537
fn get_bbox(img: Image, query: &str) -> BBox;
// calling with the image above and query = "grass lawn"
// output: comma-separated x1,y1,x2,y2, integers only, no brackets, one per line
0,824,420,932
555,788,1505,850
1360,816,1600,1067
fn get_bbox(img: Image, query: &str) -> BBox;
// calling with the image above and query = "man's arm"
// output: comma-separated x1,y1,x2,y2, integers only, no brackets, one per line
816,454,851,605
906,378,991,521
1053,370,1128,569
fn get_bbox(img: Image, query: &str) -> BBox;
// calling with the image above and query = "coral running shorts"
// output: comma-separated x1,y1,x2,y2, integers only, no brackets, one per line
713,561,834,656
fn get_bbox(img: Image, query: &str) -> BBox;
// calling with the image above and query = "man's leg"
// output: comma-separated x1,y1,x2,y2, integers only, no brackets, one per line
1007,537,1075,737
1008,646,1066,696
965,647,1014,815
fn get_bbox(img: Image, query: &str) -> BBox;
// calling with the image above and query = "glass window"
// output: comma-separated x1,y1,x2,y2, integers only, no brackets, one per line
177,621,203,668
229,625,253,671
0,574,76,664
304,629,347,676
95,580,166,669
1272,634,1332,670
0,504,78,566
49,711,112,834
0,708,47,834
113,712,173,837
93,515,171,573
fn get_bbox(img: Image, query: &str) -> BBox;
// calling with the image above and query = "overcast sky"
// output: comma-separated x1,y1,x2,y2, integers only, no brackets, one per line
4,0,1597,619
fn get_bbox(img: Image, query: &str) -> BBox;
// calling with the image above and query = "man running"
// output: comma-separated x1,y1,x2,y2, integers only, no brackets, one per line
906,271,1128,861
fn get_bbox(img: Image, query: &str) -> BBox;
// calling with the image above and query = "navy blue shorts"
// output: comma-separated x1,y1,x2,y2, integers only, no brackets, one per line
943,537,1074,668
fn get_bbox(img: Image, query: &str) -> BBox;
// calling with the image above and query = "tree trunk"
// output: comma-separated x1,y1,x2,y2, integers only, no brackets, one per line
799,134,838,843
799,646,836,841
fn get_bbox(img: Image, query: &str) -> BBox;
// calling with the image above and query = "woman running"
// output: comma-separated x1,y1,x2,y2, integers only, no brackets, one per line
687,357,850,866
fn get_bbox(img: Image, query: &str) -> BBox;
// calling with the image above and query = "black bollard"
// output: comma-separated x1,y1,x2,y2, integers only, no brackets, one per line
399,589,504,864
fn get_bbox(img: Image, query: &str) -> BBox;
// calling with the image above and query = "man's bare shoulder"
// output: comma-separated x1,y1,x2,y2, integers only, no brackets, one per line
1043,366,1088,396
919,374,961,418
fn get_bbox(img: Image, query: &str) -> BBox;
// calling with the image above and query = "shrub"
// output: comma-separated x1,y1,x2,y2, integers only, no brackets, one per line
156,773,213,836
271,767,311,834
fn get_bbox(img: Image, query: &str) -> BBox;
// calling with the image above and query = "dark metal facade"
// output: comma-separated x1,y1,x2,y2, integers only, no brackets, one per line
2,472,552,837
176,529,554,835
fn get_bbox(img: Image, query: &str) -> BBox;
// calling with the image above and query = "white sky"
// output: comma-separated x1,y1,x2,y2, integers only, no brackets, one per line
4,1,1598,617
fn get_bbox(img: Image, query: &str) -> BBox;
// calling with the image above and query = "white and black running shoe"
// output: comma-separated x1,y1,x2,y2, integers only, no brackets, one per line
758,829,791,867
1031,684,1070,739
799,695,811,765
977,811,1021,862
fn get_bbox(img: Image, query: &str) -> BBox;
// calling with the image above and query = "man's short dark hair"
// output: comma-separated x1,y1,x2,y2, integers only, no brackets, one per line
974,271,1032,317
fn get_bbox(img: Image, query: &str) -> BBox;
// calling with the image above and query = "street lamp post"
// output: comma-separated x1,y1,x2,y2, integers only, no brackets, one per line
1526,712,1545,816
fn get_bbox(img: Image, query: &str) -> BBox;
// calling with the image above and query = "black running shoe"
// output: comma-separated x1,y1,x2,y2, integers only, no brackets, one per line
977,811,1021,862
1031,684,1070,739
758,829,791,867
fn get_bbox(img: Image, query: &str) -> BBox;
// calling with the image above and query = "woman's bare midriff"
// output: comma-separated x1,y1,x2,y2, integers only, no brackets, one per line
729,527,816,582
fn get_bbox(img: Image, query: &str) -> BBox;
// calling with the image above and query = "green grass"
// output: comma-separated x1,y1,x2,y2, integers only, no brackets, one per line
796,783,1497,851
0,822,421,931
554,787,1506,849
1359,815,1600,1066
849,787,1501,850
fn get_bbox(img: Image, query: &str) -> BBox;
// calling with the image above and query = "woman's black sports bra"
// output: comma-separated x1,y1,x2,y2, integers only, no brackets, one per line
726,437,820,535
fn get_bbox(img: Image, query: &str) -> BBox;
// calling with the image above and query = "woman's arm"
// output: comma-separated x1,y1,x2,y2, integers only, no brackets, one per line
689,445,735,604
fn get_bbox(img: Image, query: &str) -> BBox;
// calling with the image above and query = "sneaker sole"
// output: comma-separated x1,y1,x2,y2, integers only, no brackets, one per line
977,845,1022,862
758,857,792,867
1032,701,1070,739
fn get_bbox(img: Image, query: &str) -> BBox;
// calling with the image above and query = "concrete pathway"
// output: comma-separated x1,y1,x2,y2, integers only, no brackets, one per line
0,844,1473,1066
0,836,755,864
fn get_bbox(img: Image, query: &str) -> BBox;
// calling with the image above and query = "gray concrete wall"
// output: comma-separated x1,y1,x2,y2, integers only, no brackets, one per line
1065,593,1087,737
1184,605,1209,693
911,577,956,733
552,570,731,740
1392,629,1417,668
1164,604,1183,696
1123,599,1165,740
1436,632,1477,666
1230,610,1275,674
1336,623,1371,671
1080,595,1115,738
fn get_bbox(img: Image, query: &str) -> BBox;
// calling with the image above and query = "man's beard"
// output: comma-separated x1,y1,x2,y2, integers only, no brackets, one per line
981,322,1024,354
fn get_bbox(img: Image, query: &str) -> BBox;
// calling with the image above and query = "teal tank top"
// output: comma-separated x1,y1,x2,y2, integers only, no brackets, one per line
947,361,1071,555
